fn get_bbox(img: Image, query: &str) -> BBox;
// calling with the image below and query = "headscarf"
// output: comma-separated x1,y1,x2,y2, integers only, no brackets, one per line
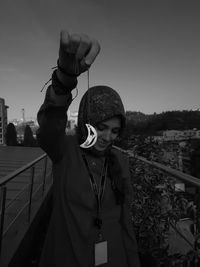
77,85,126,145
77,85,126,204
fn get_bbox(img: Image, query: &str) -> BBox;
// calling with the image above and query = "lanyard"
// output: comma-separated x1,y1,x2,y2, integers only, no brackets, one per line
82,154,108,230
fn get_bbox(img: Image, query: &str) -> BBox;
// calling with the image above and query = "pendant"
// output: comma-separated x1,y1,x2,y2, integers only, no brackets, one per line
94,240,108,266
80,124,97,149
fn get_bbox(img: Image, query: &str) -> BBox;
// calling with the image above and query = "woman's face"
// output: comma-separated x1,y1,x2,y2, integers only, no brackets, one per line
94,117,121,151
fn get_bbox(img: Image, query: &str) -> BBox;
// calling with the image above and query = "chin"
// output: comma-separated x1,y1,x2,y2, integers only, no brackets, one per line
94,143,112,152
94,146,107,152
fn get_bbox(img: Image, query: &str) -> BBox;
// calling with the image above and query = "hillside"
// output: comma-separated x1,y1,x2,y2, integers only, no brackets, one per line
125,110,200,135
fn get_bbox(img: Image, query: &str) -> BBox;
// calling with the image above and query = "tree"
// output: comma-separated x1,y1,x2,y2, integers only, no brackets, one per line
23,125,36,147
5,123,18,146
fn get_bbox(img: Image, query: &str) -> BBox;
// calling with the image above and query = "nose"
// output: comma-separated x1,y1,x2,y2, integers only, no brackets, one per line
102,130,112,142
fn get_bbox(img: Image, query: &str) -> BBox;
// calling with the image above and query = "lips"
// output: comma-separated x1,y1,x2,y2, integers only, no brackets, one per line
99,140,112,147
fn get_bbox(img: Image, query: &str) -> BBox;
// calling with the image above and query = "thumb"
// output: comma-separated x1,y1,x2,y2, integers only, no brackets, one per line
84,39,101,65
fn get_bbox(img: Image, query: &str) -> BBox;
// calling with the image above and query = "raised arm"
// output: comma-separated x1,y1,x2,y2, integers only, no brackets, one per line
36,31,100,162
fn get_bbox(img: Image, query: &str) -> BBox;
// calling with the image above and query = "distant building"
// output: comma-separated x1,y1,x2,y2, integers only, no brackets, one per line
163,130,183,141
67,110,78,130
0,98,9,145
163,129,200,141
10,117,38,127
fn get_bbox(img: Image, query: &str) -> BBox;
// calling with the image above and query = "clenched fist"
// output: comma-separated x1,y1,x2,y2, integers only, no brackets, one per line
58,31,101,77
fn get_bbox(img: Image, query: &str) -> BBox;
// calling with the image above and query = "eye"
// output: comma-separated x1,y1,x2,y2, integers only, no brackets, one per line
112,128,120,135
96,124,106,131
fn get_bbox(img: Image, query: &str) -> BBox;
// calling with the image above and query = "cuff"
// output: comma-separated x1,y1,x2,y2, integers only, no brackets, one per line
52,69,78,95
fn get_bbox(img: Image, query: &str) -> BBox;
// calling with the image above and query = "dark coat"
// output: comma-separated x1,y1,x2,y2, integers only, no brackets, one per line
37,85,140,267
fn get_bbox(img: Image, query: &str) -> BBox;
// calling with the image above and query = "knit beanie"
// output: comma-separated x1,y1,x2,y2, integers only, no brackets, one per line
77,85,126,144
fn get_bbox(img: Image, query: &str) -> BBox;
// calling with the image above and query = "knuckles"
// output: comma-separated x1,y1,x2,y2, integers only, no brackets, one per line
58,31,100,75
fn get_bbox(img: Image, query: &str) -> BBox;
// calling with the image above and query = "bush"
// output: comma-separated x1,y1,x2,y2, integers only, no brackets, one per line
23,125,37,147
5,123,18,146
129,156,200,266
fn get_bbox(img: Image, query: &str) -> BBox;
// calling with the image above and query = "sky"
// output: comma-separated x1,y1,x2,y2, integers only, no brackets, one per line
0,0,200,121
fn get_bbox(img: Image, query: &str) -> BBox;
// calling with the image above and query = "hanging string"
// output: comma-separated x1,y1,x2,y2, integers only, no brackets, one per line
74,58,91,123
72,86,78,101
40,77,52,92
87,69,91,123
40,62,79,102
40,66,58,92
40,65,57,92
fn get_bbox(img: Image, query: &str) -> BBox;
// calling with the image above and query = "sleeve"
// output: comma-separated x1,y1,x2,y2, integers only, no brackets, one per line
36,70,76,163
121,156,141,267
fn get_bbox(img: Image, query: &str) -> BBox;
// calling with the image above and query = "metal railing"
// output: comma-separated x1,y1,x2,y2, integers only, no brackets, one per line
131,152,200,188
0,153,52,261
115,146,200,186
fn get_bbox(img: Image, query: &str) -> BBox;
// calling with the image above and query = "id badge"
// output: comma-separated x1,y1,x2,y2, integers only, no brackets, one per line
94,241,108,266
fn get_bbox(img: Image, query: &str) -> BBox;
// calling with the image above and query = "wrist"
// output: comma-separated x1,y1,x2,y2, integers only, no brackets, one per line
52,70,77,95
56,68,77,87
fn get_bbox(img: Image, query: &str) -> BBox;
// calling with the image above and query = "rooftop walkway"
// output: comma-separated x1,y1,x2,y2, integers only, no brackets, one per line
0,146,45,179
0,146,52,267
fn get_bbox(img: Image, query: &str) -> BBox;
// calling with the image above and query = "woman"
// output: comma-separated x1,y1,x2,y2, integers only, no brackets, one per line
37,31,140,267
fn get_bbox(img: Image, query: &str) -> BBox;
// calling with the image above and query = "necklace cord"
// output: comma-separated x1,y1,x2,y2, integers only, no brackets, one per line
87,69,90,124
82,154,108,229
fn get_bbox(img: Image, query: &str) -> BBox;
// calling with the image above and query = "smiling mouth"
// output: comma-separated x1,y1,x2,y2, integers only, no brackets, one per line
98,142,107,147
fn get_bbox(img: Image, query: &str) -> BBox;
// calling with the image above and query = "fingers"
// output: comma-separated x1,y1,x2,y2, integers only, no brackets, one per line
84,39,100,65
60,30,70,50
68,34,81,54
60,31,100,59
76,34,91,60
59,31,100,73
60,31,81,54
72,34,100,65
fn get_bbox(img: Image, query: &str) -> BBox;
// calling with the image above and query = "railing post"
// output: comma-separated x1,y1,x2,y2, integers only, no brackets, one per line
42,156,48,196
0,186,7,259
195,188,200,234
28,166,35,222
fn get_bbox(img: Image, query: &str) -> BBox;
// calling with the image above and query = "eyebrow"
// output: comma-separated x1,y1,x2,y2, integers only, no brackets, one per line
99,122,120,129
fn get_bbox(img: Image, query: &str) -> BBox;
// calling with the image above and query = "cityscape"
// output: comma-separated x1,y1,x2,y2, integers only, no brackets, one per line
1,95,200,177
0,97,78,145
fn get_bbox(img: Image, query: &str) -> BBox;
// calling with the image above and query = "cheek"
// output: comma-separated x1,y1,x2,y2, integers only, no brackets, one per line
96,130,102,138
111,133,119,140
96,132,105,142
